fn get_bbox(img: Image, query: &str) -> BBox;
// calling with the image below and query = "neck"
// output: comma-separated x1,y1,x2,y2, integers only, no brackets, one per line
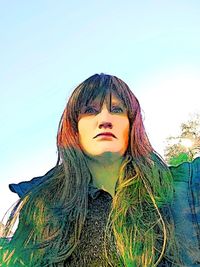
85,152,123,197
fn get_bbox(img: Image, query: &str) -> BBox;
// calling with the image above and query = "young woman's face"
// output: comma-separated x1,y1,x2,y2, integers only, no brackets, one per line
78,94,130,157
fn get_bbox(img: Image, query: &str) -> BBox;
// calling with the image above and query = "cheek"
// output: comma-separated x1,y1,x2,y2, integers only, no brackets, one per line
77,121,84,144
78,119,92,145
122,121,130,146
78,119,87,135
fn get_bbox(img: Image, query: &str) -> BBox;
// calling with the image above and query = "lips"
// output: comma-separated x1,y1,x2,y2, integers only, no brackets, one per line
94,132,116,139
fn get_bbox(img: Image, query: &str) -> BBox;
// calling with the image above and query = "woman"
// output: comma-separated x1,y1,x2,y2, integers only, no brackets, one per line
1,74,183,266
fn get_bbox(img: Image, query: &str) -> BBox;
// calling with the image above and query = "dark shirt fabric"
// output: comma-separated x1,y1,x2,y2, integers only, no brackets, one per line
5,158,200,266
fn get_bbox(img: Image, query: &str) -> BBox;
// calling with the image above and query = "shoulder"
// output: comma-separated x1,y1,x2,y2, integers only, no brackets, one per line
169,157,200,207
169,157,200,182
9,164,63,198
169,157,200,218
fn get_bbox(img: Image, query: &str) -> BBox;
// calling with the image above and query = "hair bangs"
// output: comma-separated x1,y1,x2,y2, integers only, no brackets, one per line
69,74,138,125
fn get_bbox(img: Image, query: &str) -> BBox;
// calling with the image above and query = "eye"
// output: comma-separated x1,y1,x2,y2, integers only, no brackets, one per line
84,106,98,114
111,106,124,113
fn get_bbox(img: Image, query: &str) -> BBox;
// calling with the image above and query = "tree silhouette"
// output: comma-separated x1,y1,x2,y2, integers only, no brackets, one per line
164,113,200,166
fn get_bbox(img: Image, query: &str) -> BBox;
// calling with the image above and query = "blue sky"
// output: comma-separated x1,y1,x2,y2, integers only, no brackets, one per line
1,0,200,219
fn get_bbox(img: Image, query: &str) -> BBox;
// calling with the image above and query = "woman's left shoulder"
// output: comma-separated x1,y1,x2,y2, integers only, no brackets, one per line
169,156,200,218
169,156,200,184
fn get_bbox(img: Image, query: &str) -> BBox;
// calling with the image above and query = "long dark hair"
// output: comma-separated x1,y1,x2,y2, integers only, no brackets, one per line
1,74,179,266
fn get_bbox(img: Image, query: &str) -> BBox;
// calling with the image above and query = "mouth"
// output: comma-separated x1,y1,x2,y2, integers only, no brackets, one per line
94,132,117,139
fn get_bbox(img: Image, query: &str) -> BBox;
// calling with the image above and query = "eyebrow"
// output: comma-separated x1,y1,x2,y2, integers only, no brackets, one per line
110,100,126,108
111,101,122,105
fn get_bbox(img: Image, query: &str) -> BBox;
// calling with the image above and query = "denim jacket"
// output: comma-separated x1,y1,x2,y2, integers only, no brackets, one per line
6,157,200,266
170,157,200,266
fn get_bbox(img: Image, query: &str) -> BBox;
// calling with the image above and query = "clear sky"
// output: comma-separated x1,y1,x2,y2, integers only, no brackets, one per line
1,0,200,219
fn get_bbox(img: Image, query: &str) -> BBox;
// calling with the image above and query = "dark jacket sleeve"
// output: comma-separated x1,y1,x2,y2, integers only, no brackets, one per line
170,157,200,266
9,166,58,198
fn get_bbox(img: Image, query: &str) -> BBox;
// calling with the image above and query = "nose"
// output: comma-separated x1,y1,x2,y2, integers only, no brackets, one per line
97,106,113,129
99,121,112,129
